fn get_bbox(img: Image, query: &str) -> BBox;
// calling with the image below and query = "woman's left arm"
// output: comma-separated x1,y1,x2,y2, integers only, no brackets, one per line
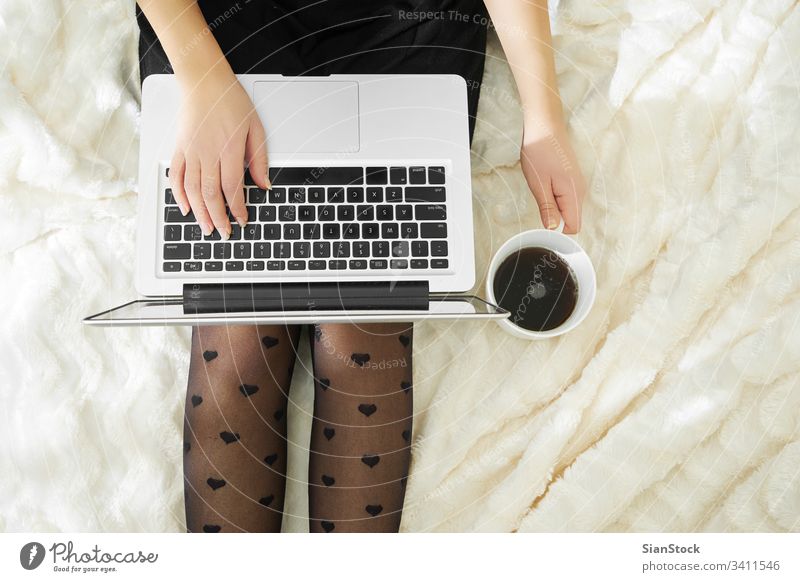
483,0,586,233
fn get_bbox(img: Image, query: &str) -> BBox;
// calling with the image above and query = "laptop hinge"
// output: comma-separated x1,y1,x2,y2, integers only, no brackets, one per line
182,281,430,314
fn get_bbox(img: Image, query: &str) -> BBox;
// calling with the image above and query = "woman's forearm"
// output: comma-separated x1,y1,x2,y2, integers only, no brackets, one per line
137,0,234,89
482,0,563,126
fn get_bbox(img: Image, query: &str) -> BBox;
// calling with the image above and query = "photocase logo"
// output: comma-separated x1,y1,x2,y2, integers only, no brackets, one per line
20,542,46,570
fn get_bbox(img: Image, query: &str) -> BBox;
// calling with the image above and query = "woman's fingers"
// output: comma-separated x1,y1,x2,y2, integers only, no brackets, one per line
221,140,248,227
169,153,190,216
245,117,270,189
184,157,214,237
200,158,231,238
521,158,562,230
553,176,582,234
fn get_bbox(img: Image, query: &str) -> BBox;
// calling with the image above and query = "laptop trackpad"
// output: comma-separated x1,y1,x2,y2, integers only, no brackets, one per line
253,81,360,154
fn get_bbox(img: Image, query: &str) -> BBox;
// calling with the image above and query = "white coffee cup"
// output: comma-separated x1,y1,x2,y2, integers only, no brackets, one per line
485,219,596,339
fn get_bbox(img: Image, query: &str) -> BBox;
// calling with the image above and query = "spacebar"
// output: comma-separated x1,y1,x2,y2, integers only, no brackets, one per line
269,166,364,186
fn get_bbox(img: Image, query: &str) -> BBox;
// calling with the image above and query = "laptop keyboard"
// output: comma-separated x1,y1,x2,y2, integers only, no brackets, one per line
161,165,450,274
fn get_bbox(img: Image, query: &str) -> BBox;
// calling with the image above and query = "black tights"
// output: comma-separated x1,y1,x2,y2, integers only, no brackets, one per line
182,322,413,533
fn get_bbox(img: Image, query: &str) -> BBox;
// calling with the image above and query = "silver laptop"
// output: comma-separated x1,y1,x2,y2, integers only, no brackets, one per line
84,74,507,326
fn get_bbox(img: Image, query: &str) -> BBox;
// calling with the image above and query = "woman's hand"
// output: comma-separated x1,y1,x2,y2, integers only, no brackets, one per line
169,72,270,239
520,118,586,234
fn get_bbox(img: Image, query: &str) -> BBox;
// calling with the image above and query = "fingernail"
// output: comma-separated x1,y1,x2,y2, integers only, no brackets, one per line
179,203,189,216
264,178,272,189
221,226,231,241
547,218,559,229
200,222,213,236
236,216,247,228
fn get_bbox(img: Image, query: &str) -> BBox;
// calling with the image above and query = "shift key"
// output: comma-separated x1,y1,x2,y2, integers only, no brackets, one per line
405,186,446,203
420,223,447,239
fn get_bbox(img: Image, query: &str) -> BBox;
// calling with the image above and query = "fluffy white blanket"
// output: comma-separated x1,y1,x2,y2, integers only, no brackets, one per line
1,0,798,532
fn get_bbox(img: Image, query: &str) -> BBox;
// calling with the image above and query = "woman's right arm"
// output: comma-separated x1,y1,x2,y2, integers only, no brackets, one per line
138,0,269,239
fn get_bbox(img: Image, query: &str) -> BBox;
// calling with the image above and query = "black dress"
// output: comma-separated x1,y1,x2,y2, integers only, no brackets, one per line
136,0,489,140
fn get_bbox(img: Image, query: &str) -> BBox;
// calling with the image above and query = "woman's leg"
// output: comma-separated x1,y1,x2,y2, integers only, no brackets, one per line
183,324,301,533
307,322,414,533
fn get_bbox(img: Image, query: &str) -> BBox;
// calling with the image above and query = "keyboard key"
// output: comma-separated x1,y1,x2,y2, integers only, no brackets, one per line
431,240,448,256
365,167,388,184
395,205,412,220
415,204,447,220
269,166,363,186
333,241,350,257
204,261,223,271
313,242,331,258
184,225,203,241
409,166,426,184
346,187,364,203
234,243,251,259
353,241,370,258
376,205,393,221
193,243,211,259
362,223,380,239
164,243,191,260
349,259,367,269
165,188,176,204
391,241,409,257
372,241,389,257
370,259,388,269
274,242,291,258
381,223,399,239
303,224,321,239
249,188,267,204
317,205,335,221
412,241,428,257
400,223,418,238
323,224,340,239
184,261,203,272
343,223,360,239
289,187,305,203
428,166,446,184
247,206,257,222
166,167,170,178
328,260,347,269
411,259,429,269
279,206,296,221
283,224,301,239
243,224,261,240
366,187,383,203
385,187,403,202
254,242,271,258
213,243,232,259
229,224,242,240
246,260,265,271
288,260,305,270
327,187,345,203
356,205,374,220
405,186,446,202
309,260,326,270
203,229,222,241
163,261,181,272
165,207,194,223
421,222,447,238
431,258,449,269
269,188,287,204
298,205,315,221
263,224,281,239
390,259,409,269
244,168,255,186
308,187,326,203
164,225,182,241
337,205,355,221
259,206,276,222
389,167,407,184
225,260,244,271
267,260,285,271
293,242,310,258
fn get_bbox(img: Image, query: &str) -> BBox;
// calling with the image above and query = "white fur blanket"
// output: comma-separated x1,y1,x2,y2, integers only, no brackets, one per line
1,0,798,532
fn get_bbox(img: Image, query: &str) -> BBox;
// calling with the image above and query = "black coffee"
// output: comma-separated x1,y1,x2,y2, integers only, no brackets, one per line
493,247,578,332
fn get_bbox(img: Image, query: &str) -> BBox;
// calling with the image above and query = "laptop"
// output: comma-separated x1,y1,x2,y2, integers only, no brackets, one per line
84,74,508,326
